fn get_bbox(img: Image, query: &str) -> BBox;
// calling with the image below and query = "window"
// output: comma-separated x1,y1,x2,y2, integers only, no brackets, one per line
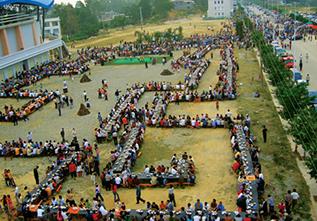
222,12,224,15
221,0,223,3
52,21,58,26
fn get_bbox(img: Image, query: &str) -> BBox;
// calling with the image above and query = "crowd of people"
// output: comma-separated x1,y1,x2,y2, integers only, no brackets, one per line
151,113,232,128
0,57,90,122
76,34,217,65
0,138,80,157
95,85,145,141
0,21,306,221
0,91,55,122
0,59,89,98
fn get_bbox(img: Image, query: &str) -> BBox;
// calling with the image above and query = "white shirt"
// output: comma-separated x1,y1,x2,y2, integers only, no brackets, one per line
37,208,44,217
115,177,121,185
62,211,68,219
144,167,150,174
171,168,178,175
291,192,300,200
193,215,201,221
99,205,108,216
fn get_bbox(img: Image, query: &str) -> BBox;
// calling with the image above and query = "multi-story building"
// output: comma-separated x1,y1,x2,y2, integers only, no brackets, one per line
207,0,234,18
0,0,67,80
44,17,62,39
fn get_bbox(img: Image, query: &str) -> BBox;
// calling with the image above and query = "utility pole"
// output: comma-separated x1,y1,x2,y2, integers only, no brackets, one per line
139,7,143,30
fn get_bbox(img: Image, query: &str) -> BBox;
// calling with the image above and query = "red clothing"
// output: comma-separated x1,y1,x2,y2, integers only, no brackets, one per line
232,161,240,172
122,117,128,125
69,163,76,173
278,203,285,214
112,184,117,192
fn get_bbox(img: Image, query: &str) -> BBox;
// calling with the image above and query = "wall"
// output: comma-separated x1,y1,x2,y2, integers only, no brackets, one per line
207,0,233,18
21,23,35,49
0,51,50,81
6,27,18,53
0,39,3,56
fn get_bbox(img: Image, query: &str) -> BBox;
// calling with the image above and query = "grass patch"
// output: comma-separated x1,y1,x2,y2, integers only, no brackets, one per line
236,48,313,220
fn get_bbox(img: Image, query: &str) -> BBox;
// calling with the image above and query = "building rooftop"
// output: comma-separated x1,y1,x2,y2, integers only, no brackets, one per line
0,0,54,9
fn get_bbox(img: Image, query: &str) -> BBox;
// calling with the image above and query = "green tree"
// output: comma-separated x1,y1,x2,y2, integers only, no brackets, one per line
152,0,171,19
290,108,317,179
194,0,208,12
139,0,153,20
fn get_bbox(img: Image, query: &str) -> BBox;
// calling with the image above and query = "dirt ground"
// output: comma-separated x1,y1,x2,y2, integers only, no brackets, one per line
0,45,238,214
0,16,314,220
71,16,227,49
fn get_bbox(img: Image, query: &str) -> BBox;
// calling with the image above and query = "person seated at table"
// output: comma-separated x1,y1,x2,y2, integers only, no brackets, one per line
232,160,241,175
169,166,178,175
40,187,49,201
159,201,166,210
66,189,76,206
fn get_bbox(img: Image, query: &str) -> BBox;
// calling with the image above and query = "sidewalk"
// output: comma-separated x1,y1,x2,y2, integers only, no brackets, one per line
291,38,317,91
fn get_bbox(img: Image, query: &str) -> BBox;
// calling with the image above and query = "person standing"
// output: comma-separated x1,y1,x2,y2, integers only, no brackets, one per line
115,89,120,101
112,183,120,202
291,189,300,209
72,128,77,139
299,59,303,71
306,74,310,85
167,200,174,214
57,102,62,116
145,61,148,69
95,184,104,201
262,125,268,143
60,128,65,143
98,112,103,126
63,80,68,93
33,166,39,185
104,89,108,101
83,91,87,102
136,184,145,204
216,101,219,111
70,97,73,109
267,195,275,215
285,190,292,214
27,132,33,142
168,187,176,206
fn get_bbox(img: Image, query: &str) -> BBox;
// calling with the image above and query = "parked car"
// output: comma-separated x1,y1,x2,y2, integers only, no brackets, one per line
290,68,302,81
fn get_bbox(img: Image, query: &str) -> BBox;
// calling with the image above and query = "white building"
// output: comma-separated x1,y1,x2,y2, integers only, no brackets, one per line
207,0,234,18
44,17,62,39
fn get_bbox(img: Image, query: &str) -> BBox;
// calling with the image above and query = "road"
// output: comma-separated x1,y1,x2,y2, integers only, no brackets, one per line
293,38,317,91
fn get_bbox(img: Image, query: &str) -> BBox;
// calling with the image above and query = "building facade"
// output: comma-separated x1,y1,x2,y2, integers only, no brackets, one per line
207,0,234,18
44,17,62,39
0,12,66,80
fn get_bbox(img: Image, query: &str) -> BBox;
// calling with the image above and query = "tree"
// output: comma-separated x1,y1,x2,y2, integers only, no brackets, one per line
50,1,100,41
152,0,171,19
194,0,208,12
134,30,144,43
139,0,152,20
110,15,128,29
289,108,317,179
